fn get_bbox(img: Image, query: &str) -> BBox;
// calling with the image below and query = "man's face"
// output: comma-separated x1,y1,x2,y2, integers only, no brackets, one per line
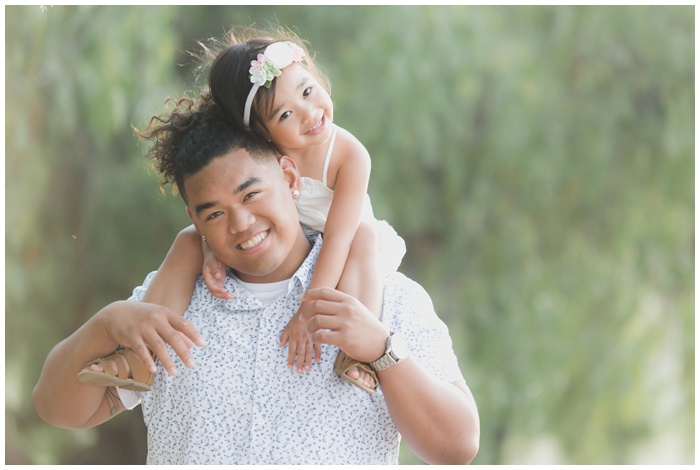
185,150,310,283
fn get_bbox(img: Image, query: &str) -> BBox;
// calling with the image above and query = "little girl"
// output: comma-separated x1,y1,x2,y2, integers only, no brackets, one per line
77,27,405,393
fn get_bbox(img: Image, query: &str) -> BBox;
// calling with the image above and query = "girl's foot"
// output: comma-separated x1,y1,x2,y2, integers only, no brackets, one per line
333,351,378,393
344,365,377,390
77,347,154,391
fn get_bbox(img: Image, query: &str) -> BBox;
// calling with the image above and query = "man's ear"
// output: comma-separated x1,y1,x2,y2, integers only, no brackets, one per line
278,155,301,192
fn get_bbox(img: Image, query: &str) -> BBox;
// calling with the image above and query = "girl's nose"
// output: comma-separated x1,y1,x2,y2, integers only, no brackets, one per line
301,103,315,124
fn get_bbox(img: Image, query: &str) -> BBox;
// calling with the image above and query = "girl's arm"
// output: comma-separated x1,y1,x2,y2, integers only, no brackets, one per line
281,128,371,372
307,127,371,292
142,225,204,315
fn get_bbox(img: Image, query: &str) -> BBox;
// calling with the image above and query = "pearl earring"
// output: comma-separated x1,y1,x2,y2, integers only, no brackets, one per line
292,189,300,198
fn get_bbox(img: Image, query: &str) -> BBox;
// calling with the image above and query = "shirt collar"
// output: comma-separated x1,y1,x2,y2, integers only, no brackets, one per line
287,233,322,294
222,234,322,308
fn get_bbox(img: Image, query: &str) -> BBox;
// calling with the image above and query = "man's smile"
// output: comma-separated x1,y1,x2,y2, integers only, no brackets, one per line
237,230,269,251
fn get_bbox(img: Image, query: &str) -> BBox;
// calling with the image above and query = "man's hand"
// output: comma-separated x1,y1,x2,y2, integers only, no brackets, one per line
300,287,389,363
98,300,205,376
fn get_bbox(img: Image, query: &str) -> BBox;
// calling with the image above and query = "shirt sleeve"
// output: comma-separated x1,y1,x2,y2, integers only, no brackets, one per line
384,273,466,384
127,271,158,302
117,388,141,410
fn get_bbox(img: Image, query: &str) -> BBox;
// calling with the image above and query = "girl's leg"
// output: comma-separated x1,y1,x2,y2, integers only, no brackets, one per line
336,221,382,317
335,222,382,389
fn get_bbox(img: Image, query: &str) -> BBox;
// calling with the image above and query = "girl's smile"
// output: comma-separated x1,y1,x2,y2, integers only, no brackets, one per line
304,114,328,136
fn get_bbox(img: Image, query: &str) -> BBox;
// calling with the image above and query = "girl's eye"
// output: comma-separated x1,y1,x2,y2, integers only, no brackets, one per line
303,87,312,98
206,211,223,221
280,111,291,121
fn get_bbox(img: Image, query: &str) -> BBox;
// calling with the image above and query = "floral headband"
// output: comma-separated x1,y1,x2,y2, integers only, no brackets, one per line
243,41,305,127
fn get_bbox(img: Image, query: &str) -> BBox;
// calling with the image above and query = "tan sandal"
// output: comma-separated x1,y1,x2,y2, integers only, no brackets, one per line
77,346,154,391
333,350,378,393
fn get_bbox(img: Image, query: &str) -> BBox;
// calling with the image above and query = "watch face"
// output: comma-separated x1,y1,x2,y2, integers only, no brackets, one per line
391,333,410,359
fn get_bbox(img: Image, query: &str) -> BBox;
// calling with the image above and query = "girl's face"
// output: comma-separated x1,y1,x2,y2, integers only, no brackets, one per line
261,63,334,153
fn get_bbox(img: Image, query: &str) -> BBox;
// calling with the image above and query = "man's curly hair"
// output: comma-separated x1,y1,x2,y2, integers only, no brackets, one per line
134,93,277,202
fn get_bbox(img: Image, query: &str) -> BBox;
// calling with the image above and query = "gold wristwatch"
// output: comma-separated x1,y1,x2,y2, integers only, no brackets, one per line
370,332,409,371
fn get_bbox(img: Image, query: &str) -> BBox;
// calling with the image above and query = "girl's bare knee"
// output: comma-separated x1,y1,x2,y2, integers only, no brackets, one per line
351,222,378,258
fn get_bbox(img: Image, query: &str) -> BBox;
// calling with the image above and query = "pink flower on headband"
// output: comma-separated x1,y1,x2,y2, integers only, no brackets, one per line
248,41,305,89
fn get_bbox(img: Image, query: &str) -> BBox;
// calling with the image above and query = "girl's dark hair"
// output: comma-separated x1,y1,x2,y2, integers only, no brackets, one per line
134,93,277,202
197,26,330,141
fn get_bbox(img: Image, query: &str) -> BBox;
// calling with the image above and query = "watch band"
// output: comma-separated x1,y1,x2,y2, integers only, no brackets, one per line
370,353,397,372
370,332,408,372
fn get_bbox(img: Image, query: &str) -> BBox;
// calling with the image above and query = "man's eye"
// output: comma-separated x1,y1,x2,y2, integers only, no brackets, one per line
206,211,223,221
244,191,259,202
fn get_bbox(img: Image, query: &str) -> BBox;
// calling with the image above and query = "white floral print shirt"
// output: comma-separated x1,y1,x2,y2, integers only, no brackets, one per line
123,236,465,464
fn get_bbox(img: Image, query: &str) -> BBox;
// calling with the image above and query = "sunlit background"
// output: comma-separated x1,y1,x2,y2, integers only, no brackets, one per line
5,5,694,465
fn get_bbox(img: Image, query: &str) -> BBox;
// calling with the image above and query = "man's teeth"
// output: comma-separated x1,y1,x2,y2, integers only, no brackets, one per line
239,231,268,250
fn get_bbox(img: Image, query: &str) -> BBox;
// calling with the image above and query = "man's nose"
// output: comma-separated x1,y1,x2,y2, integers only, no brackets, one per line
229,208,255,233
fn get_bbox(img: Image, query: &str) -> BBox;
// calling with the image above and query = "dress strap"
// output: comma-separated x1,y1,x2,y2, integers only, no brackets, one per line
322,125,338,187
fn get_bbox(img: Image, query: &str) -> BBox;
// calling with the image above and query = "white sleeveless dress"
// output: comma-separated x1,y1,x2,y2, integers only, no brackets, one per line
295,126,406,274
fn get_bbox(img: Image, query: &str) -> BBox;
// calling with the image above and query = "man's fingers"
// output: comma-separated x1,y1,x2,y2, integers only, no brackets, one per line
131,342,158,373
309,329,340,347
298,298,346,322
173,317,205,348
165,328,196,370
145,323,198,376
300,287,349,303
307,313,342,334
142,334,178,376
179,332,195,349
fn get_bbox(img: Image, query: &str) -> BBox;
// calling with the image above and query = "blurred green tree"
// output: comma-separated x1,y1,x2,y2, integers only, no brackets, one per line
5,5,694,465
6,5,188,464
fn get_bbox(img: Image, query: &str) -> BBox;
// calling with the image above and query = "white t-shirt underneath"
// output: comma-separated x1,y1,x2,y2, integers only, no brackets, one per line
235,277,290,307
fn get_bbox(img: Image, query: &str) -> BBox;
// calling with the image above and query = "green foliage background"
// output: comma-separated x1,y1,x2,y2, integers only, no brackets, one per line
5,5,694,465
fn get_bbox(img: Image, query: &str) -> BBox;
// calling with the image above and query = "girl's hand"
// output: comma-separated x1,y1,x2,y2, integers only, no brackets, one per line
279,304,322,373
202,250,234,300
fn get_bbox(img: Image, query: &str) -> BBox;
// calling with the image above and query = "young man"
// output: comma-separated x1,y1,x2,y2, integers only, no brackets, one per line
33,96,480,465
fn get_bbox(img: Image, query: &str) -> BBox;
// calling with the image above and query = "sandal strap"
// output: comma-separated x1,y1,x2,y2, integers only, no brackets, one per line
86,347,153,385
120,348,153,385
93,353,129,380
333,350,378,393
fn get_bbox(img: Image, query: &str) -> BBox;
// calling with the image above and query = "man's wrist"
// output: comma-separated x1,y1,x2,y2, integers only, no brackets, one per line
370,332,410,372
